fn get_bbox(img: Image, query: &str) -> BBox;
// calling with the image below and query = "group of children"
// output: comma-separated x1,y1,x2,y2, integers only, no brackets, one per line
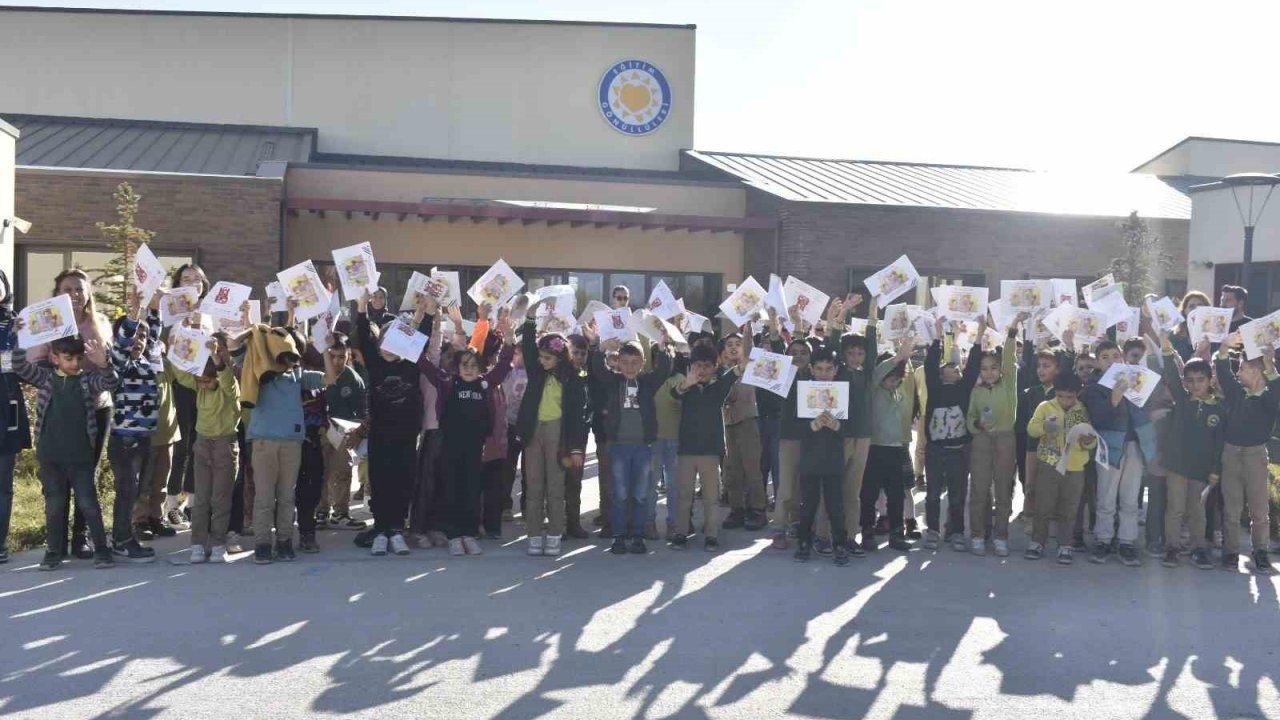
0,263,1275,577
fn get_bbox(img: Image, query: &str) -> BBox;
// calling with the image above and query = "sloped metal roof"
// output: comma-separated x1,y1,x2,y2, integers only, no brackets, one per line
685,150,1191,220
2,114,316,176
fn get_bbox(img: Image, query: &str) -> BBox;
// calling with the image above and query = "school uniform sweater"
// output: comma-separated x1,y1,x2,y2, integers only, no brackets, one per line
1215,354,1280,448
1160,352,1224,481
672,366,739,456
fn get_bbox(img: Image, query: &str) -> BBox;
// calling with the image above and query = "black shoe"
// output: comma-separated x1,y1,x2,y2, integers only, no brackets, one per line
112,540,156,563
1118,544,1141,567
1090,542,1112,565
874,516,890,536
564,524,590,540
629,537,648,555
39,551,63,571
793,542,812,563
722,512,745,530
1191,548,1214,570
92,547,114,569
1222,552,1239,571
704,536,721,553
904,518,923,540
591,514,605,527
1071,536,1089,553
833,544,850,566
254,544,274,565
354,528,378,548
1161,550,1179,568
135,522,155,542
846,540,866,558
861,528,879,551
276,540,296,561
1252,550,1276,575
345,516,366,530
315,510,330,526
610,537,628,555
887,534,911,551
72,534,94,560
670,533,688,550
149,518,178,538
743,511,766,531
298,533,320,554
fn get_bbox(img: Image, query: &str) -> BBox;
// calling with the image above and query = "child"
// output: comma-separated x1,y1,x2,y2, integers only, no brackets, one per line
172,333,241,563
0,269,30,564
921,315,983,552
501,347,528,525
419,302,515,556
591,334,673,555
14,335,119,570
1025,373,1096,563
859,331,915,551
719,332,767,531
965,317,1021,557
321,332,366,529
1214,333,1280,574
767,334,813,549
1156,330,1222,570
793,348,852,566
515,299,588,557
670,342,743,551
106,292,163,563
1014,330,1074,530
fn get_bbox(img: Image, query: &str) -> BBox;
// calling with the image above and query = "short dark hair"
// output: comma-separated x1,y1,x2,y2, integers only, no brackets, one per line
50,336,86,357
787,338,811,353
1122,337,1146,355
1221,284,1248,304
690,344,718,365
810,347,837,366
716,332,742,353
1095,340,1120,356
840,332,864,352
328,332,351,351
1183,358,1211,378
618,342,643,358
1053,373,1083,394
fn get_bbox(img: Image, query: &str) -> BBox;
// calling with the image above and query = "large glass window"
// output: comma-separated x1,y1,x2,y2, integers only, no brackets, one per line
607,273,646,309
21,247,193,312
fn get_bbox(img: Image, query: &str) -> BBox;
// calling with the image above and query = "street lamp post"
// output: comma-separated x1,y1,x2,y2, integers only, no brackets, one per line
1219,172,1280,298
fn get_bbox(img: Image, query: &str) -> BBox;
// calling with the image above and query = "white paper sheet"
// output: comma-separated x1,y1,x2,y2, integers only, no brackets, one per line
1098,362,1162,408
1113,306,1140,343
797,380,850,419
764,275,789,327
467,258,524,309
1240,310,1280,360
631,309,685,346
577,300,612,328
277,260,333,322
159,286,201,327
198,281,252,322
743,347,795,398
646,280,680,320
310,292,341,353
883,304,921,340
218,299,261,334
1050,278,1078,308
326,417,362,454
166,325,213,375
783,276,831,327
863,255,919,305
1001,280,1052,312
379,317,428,361
266,281,289,314
594,308,637,343
718,276,767,327
1086,283,1129,328
132,243,167,307
425,269,462,308
1145,296,1184,333
1187,306,1233,346
987,298,1017,335
931,285,989,321
331,242,379,302
1081,273,1116,304
17,294,77,349
1056,423,1100,475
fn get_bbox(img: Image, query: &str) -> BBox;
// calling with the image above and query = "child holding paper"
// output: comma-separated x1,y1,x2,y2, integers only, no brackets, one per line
1015,330,1074,532
321,332,367,529
163,263,210,530
859,331,915,551
792,348,852,566
1025,374,1095,563
720,329,768,532
921,315,984,553
965,316,1021,557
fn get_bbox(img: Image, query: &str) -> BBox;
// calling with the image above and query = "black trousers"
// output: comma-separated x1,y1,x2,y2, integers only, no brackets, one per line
294,436,324,535
799,473,846,545
369,434,417,534
168,383,197,495
409,430,444,534
61,407,110,554
861,445,909,535
107,436,150,545
229,425,248,535
925,444,968,536
503,424,523,513
482,458,506,535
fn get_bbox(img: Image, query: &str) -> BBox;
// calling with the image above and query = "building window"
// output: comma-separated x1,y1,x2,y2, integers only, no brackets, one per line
19,246,194,312
846,266,985,317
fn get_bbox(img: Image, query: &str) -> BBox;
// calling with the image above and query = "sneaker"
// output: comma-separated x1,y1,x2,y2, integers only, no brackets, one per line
92,547,114,568
629,537,648,555
770,532,789,550
923,530,940,551
1221,552,1239,571
1191,548,1214,570
390,533,410,556
449,538,465,556
814,538,834,556
225,533,244,554
371,535,389,557
276,540,296,561
254,544,274,564
1071,536,1089,553
1090,542,1112,565
345,517,366,530
743,511,766,531
704,536,720,553
874,516,890,536
1118,544,1141,567
1252,550,1276,575
0,548,7,564
462,536,483,555
209,546,227,563
846,540,866,558
1161,550,1179,568
670,533,688,550
528,536,544,556
113,540,156,563
427,531,449,548
610,536,628,555
948,534,967,552
861,527,879,551
135,522,154,542
1146,543,1165,559
148,517,177,538
793,542,812,563
722,512,745,530
39,551,62,571
544,536,562,557
887,534,911,551
298,533,320,554
970,538,987,557
1024,542,1043,560
71,533,94,560
833,544,850,566
166,508,188,529
1056,547,1073,565
904,519,922,540
993,539,1010,558
190,544,208,564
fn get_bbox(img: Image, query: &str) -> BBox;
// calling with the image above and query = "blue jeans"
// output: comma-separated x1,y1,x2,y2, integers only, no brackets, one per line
0,453,16,552
650,438,678,529
610,443,653,538
758,416,781,497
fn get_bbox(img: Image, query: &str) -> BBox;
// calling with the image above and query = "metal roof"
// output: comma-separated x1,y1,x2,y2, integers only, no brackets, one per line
305,152,734,187
2,114,316,176
685,150,1191,220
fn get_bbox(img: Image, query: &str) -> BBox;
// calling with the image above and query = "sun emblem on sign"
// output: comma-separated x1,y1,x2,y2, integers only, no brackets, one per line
598,60,672,136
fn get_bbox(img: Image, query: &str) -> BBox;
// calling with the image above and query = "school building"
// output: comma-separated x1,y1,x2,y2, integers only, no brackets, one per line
1,6,1191,317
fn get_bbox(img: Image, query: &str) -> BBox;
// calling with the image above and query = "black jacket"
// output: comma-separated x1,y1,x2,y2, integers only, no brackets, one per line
515,319,589,455
672,366,739,456
1160,353,1224,481
591,347,673,445
923,338,981,447
1215,354,1280,448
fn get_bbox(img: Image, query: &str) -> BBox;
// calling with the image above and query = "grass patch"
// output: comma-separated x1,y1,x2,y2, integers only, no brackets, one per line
7,451,116,554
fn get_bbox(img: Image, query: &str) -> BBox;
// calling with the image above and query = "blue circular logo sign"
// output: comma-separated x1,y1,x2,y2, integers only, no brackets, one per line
598,60,672,136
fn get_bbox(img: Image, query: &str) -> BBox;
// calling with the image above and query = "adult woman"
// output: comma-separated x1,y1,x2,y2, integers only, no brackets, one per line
163,263,209,527
1170,291,1211,360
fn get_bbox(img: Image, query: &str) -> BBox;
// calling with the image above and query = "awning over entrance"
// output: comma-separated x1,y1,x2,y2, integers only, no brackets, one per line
286,197,774,234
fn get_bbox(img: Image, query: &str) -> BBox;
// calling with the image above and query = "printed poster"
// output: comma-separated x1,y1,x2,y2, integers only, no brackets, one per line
1081,273,1116,304
1085,282,1129,328
742,347,796,398
863,255,919,305
718,276,767,327
1000,280,1052,312
797,380,850,419
265,281,289,314
632,309,686,346
132,243,166,307
218,300,261,334
1187,306,1233,346
783,276,831,327
1240,311,1280,360
931,285,988,322
1113,306,1141,343
166,325,213,376
277,260,332,322
379,318,428,361
17,294,77,349
402,268,462,311
311,292,341,353
1145,296,1184,333
646,280,680,320
594,308,638,343
883,303,921,340
331,242,379,302
1098,362,1161,408
1050,278,1078,308
197,281,252,322
159,286,201,327
467,259,524,309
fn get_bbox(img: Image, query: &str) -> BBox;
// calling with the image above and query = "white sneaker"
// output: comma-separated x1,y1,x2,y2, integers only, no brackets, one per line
527,536,544,556
993,539,1009,557
225,533,244,554
390,533,410,556
448,538,465,556
189,545,207,564
209,546,227,563
462,536,483,555
372,534,389,556
544,536,562,557
949,534,967,552
971,538,987,556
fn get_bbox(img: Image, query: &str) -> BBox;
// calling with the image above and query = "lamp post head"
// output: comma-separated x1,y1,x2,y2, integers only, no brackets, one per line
1220,172,1280,188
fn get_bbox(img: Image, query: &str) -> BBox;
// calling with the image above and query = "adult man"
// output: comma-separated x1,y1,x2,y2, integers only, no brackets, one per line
1220,284,1252,332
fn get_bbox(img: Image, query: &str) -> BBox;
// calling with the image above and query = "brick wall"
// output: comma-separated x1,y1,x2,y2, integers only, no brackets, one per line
14,169,282,299
743,188,1190,299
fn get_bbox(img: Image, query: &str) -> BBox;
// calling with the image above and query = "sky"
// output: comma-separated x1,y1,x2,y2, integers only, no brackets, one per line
6,0,1280,172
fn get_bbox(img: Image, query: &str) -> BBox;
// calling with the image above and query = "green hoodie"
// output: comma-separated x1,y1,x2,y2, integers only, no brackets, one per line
967,332,1018,434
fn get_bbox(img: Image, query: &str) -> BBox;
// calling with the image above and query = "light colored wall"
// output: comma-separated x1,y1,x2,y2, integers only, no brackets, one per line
0,124,15,282
1186,186,1280,291
0,9,694,171
287,167,745,217
287,213,743,285
1139,138,1280,177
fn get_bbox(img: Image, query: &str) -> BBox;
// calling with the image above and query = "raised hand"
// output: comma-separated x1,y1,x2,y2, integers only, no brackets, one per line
84,338,108,367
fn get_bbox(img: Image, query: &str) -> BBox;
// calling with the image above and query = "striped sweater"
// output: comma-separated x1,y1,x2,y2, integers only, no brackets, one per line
109,314,163,438
12,343,119,454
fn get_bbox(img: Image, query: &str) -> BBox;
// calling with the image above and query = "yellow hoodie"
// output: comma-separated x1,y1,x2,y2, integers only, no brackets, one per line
1028,397,1094,472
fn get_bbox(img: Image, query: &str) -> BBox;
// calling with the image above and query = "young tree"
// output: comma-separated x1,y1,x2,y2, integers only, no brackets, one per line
91,182,154,316
1107,211,1173,304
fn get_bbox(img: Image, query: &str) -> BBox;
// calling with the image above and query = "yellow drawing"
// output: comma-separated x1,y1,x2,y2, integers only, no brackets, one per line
30,307,62,334
806,386,838,411
730,289,763,316
289,275,319,307
172,334,199,362
889,310,911,331
753,358,781,382
342,255,369,287
478,275,511,305
948,291,977,314
878,268,909,295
